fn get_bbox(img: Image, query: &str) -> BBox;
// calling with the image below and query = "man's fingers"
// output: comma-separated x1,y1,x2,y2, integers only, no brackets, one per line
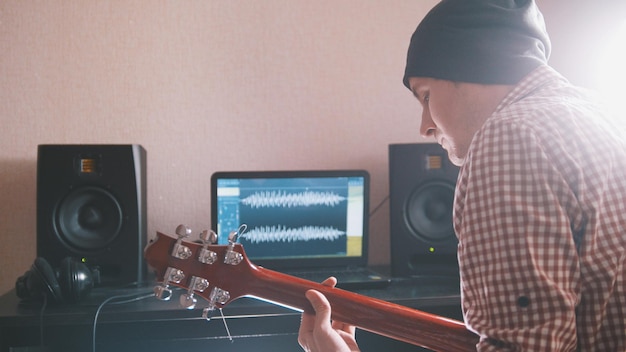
299,286,359,352
321,276,337,288
299,289,333,351
299,289,332,340
298,309,316,349
299,278,335,346
332,320,356,335
298,279,343,351
305,289,333,324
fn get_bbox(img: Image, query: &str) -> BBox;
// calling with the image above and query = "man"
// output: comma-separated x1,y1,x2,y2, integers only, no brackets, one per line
298,0,626,351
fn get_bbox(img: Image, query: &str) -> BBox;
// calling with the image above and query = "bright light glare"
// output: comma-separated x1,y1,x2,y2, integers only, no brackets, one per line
596,19,626,130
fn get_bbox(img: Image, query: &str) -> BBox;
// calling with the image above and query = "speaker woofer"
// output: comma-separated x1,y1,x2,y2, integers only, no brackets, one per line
54,186,123,251
404,181,455,243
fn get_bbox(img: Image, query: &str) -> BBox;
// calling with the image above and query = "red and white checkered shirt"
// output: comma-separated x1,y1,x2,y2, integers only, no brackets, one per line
454,65,626,351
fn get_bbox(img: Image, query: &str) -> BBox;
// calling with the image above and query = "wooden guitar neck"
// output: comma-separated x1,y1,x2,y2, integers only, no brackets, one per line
145,231,479,351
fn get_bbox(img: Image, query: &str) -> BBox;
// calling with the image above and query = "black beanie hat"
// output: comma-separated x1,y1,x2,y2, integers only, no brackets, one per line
403,0,551,88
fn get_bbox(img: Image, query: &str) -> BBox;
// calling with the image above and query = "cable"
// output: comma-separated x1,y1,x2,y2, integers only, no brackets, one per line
92,291,154,352
369,194,390,217
39,293,48,351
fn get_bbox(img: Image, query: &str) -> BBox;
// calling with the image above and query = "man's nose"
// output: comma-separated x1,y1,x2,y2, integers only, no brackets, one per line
419,110,436,138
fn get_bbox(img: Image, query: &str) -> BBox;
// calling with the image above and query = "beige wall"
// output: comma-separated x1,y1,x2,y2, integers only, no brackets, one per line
1,1,623,296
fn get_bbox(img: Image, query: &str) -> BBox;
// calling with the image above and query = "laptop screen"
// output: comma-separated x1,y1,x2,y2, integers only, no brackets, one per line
210,170,370,269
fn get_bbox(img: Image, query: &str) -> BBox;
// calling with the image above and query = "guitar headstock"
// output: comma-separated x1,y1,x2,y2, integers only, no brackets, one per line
144,224,257,318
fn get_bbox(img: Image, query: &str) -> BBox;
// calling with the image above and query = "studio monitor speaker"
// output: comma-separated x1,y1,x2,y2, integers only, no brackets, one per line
389,143,460,277
37,144,147,286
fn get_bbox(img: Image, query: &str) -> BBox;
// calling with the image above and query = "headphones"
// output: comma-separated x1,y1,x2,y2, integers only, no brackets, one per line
15,257,98,304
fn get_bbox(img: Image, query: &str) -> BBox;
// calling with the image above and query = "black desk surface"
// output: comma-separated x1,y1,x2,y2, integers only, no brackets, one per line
0,275,462,352
0,274,461,322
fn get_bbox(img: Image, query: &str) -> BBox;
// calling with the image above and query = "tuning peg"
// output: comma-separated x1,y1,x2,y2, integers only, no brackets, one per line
176,224,192,238
153,267,185,301
227,224,247,244
198,230,218,264
172,224,193,260
179,276,210,309
200,286,233,342
180,292,197,309
202,306,214,320
154,284,172,301
224,232,243,266
199,229,217,244
210,286,231,306
223,224,246,265
202,286,231,320
227,230,238,244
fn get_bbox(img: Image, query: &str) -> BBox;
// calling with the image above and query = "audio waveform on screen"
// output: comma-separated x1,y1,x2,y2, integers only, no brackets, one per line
241,190,346,209
240,225,345,244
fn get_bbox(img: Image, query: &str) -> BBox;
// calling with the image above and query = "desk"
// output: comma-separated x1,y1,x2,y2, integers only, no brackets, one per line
0,275,461,352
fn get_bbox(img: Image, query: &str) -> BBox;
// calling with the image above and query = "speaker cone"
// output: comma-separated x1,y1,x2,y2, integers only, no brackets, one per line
54,186,123,251
404,181,455,243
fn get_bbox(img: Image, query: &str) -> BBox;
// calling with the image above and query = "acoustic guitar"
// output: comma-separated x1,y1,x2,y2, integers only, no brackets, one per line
144,227,479,352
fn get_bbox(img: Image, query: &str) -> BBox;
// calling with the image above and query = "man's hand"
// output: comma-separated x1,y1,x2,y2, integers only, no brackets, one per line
297,277,360,352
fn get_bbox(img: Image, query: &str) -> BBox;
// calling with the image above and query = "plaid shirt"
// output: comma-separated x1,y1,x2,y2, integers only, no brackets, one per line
454,65,626,351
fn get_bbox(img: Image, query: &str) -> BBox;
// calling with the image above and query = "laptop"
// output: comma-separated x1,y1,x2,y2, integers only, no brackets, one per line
210,169,391,290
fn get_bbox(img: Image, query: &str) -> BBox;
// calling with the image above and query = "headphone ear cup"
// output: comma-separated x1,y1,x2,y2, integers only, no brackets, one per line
15,257,63,303
57,257,94,303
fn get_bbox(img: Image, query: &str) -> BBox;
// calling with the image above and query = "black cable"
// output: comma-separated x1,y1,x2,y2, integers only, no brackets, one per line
92,291,154,352
369,194,389,217
39,293,48,351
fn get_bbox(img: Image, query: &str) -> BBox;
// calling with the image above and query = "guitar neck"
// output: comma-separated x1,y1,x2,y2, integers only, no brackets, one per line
247,265,478,352
144,231,478,351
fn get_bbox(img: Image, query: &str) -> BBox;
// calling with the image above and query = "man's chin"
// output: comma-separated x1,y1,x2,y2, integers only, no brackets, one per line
438,141,465,166
445,149,464,167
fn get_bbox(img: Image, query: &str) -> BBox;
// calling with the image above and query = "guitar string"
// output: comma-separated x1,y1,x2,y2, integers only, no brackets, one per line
219,307,234,342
